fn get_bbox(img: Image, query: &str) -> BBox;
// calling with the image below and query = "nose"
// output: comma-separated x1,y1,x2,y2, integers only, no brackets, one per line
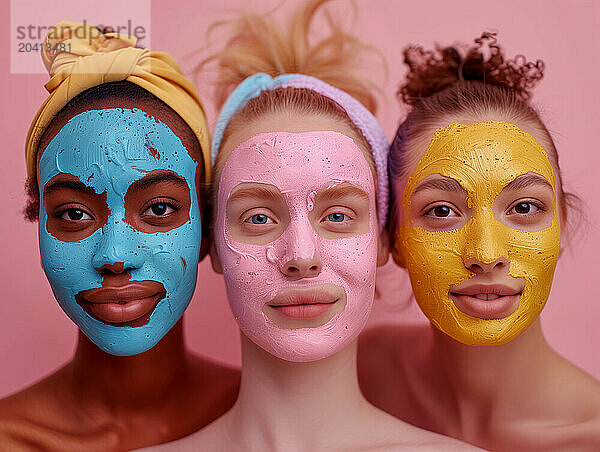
462,209,509,275
281,254,322,280
463,256,509,275
92,220,145,273
275,214,322,280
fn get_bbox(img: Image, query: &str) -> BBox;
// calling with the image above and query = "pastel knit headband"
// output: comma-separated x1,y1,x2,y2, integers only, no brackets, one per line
211,72,389,229
25,21,212,182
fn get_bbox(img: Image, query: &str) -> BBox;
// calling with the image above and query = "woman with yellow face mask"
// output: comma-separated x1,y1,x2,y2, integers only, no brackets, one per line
358,33,600,450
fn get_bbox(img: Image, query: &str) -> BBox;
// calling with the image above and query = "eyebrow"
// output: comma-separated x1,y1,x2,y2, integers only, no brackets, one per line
316,184,369,203
43,179,91,196
502,173,553,191
129,172,188,191
228,185,283,203
412,176,465,195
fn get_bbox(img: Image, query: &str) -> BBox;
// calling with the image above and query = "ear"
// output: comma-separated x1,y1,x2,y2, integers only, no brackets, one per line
376,227,390,267
209,236,223,274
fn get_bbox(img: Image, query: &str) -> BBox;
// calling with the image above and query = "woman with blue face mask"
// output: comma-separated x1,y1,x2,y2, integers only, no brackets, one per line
0,22,239,450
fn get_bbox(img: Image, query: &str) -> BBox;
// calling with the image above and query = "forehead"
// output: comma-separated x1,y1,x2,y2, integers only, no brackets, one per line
38,108,197,194
405,121,556,197
219,131,374,197
217,110,372,177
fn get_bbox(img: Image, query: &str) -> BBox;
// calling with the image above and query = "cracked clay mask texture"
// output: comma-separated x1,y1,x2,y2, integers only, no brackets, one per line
38,108,202,356
397,121,560,345
215,131,378,362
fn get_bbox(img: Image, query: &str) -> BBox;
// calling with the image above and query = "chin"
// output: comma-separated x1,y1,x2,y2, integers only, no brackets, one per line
440,317,537,347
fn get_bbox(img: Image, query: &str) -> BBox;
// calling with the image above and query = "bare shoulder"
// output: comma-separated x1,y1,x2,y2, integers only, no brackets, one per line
502,412,600,452
0,367,92,451
349,406,483,452
555,375,600,448
396,416,484,451
551,352,600,414
0,365,70,417
571,413,600,447
500,354,600,451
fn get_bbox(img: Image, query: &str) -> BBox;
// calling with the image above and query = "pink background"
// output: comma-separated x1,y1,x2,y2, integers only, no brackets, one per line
1,0,598,397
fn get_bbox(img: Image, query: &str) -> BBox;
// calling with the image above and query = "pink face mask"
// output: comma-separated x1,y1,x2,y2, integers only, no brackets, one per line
215,131,378,362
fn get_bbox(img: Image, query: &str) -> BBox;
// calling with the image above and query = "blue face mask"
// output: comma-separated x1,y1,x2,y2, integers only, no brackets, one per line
38,108,202,356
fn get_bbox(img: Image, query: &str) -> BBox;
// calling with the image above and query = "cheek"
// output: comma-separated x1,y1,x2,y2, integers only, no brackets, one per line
139,221,202,288
396,226,464,276
400,226,471,295
320,234,377,287
506,227,561,293
216,231,276,313
39,226,103,301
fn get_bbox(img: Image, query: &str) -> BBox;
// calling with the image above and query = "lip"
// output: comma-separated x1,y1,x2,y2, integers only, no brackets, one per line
449,283,523,320
264,284,347,327
76,281,166,327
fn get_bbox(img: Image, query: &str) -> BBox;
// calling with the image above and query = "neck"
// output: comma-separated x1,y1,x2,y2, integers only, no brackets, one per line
427,319,554,409
231,334,368,449
68,319,189,409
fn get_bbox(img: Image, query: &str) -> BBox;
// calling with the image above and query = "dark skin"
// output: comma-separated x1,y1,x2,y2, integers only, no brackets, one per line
0,94,240,451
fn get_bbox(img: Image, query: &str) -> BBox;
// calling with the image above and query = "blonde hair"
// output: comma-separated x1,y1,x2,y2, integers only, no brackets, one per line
197,0,383,193
198,0,378,114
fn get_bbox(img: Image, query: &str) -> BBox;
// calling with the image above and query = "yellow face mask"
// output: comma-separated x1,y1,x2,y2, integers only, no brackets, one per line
396,121,561,345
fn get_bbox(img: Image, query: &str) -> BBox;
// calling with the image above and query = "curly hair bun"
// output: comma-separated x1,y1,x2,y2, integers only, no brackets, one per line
399,32,545,105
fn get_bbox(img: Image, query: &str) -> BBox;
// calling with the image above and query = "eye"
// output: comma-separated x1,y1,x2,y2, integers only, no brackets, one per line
142,200,178,217
58,207,93,221
507,201,543,216
245,213,275,225
321,206,355,224
424,204,458,218
327,212,346,222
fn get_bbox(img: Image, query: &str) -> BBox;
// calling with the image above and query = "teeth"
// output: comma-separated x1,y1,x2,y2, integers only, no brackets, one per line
474,294,501,301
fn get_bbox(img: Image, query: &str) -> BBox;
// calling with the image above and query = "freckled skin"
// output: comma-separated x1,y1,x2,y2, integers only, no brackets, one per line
0,95,240,450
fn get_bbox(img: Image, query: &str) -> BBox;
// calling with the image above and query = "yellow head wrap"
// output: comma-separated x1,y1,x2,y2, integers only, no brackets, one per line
25,21,211,183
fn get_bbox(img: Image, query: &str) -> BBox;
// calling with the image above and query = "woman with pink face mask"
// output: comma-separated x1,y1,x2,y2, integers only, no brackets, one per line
358,34,600,450
148,1,478,451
